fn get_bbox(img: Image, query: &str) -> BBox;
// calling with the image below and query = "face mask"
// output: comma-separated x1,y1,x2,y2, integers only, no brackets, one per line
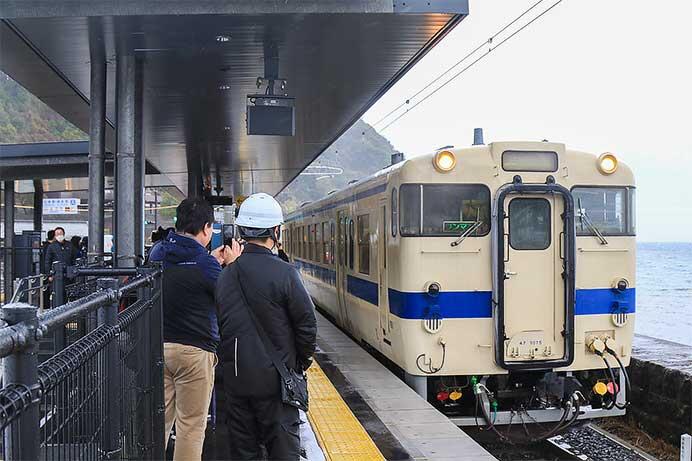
56,235,65,243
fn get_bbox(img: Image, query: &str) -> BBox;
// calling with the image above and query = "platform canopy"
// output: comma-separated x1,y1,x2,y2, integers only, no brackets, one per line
0,1,468,197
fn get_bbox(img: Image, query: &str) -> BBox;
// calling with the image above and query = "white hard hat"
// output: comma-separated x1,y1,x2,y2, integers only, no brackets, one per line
235,193,284,229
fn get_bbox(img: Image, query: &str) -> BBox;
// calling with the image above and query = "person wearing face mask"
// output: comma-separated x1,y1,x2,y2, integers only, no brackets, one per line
44,226,75,278
149,197,242,461
216,193,316,460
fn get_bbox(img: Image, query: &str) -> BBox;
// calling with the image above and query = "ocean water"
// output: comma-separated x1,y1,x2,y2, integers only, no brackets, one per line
636,242,692,346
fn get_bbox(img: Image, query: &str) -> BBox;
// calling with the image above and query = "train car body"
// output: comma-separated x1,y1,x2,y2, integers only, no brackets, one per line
284,141,635,427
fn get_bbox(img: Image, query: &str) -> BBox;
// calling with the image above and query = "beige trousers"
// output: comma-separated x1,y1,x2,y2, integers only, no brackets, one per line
163,342,217,461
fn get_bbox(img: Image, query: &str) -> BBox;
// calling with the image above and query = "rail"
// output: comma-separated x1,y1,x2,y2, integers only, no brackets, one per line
0,266,164,461
10,274,47,307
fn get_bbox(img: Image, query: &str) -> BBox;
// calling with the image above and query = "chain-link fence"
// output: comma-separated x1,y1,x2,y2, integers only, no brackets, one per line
0,266,164,461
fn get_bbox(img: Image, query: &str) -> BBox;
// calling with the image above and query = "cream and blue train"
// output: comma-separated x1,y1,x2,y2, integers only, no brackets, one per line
283,138,635,433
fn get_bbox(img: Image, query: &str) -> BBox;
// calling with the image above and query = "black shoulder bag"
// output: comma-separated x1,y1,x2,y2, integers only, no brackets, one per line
234,264,309,412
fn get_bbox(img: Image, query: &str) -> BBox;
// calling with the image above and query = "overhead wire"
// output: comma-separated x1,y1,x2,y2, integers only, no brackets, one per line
377,0,566,132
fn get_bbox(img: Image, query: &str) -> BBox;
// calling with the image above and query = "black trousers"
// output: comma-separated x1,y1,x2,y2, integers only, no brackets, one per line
226,395,300,461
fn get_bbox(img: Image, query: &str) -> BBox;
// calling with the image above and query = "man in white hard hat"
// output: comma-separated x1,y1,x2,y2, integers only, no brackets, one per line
216,193,316,460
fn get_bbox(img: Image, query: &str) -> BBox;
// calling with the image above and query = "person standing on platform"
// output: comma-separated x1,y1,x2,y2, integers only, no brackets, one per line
150,197,242,461
216,193,316,460
44,227,74,277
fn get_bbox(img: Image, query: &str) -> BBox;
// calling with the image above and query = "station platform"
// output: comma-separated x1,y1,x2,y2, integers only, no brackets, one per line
303,312,496,461
202,311,496,461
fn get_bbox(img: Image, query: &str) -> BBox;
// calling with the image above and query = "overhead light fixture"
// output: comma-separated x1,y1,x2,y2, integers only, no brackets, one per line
218,84,231,91
216,35,231,43
224,126,231,131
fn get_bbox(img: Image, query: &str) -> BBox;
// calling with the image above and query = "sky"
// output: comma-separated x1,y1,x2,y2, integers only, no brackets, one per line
362,0,692,242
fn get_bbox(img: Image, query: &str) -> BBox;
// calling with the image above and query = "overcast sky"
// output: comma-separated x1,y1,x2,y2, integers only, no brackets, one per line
362,0,692,242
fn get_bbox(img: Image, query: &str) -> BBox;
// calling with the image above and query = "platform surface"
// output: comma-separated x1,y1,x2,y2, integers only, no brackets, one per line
313,312,496,461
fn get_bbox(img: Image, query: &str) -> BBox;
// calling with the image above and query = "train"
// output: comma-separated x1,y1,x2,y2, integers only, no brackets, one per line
283,136,635,438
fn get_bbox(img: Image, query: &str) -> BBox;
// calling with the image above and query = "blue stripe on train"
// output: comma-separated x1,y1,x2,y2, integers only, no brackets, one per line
293,259,635,318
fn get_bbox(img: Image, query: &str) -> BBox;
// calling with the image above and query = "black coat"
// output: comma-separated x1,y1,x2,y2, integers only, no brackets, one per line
216,244,316,398
44,241,74,274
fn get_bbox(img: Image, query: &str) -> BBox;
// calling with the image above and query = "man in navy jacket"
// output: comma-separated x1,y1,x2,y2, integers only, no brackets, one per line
150,197,241,461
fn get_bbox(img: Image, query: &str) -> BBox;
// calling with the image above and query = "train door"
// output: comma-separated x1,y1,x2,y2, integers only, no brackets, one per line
335,210,350,327
377,204,390,340
502,194,566,364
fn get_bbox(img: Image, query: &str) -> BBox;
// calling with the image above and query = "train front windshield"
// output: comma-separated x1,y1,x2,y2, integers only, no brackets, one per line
399,184,491,236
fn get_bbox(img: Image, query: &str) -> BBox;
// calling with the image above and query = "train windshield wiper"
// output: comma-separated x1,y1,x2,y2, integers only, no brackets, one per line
577,200,608,245
451,207,484,247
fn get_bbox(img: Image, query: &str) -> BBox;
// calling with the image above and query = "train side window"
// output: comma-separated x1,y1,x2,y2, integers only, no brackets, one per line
330,222,336,265
509,198,551,250
322,222,329,263
348,219,355,270
302,226,307,259
391,188,398,238
357,214,370,275
400,184,421,236
315,223,322,263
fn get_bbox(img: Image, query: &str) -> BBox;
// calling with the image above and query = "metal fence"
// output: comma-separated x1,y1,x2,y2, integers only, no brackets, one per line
0,266,164,461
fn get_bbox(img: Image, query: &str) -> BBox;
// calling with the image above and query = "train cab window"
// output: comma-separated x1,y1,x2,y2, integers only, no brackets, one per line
400,184,490,236
348,219,355,270
509,198,551,250
357,214,370,275
572,186,635,236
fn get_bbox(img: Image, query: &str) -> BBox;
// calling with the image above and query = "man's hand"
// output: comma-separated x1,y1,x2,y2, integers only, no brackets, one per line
211,240,243,266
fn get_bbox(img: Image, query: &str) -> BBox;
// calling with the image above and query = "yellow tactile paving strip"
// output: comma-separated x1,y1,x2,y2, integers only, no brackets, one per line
307,362,386,461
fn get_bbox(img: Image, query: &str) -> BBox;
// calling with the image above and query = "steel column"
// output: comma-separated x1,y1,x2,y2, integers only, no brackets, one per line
3,180,15,300
1,303,40,461
133,57,145,261
88,25,107,265
97,277,122,458
32,180,42,232
150,264,166,459
115,53,136,268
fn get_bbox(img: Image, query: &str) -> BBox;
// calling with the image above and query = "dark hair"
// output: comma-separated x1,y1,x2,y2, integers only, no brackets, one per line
47,230,55,240
70,236,81,247
175,198,214,235
54,226,65,234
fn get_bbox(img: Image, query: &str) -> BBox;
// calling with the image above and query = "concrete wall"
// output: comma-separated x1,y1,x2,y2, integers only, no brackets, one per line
630,336,692,445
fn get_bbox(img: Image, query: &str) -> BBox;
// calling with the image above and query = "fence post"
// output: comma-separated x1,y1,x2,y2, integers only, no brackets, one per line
1,303,40,461
150,268,166,459
97,277,121,459
51,261,66,351
139,274,153,459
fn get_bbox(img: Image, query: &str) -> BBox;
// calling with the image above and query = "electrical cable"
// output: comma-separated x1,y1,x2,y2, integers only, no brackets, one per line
605,347,631,407
378,0,566,132
415,343,446,374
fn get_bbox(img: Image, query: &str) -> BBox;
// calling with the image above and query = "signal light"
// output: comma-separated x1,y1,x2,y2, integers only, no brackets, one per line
606,382,619,395
436,391,449,402
449,390,462,401
593,382,608,396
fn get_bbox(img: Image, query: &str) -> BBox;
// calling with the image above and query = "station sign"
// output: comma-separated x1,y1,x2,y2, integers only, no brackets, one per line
43,198,80,215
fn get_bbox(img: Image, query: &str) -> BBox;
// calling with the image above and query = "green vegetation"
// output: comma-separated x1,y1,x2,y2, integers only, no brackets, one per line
0,71,85,143
278,119,395,213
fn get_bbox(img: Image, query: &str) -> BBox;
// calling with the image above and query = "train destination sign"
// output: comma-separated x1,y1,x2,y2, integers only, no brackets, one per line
443,221,476,233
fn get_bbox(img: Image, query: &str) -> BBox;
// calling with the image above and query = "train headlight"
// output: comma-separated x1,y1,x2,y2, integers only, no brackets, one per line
433,150,456,173
597,153,618,175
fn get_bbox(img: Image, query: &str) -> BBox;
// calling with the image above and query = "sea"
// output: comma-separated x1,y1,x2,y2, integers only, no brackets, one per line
636,242,692,346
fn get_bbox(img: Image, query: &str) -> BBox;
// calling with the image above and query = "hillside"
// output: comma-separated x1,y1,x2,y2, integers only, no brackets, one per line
278,119,395,213
0,71,85,143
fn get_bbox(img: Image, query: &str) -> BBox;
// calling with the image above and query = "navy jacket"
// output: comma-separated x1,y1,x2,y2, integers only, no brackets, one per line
44,241,75,274
150,233,221,353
